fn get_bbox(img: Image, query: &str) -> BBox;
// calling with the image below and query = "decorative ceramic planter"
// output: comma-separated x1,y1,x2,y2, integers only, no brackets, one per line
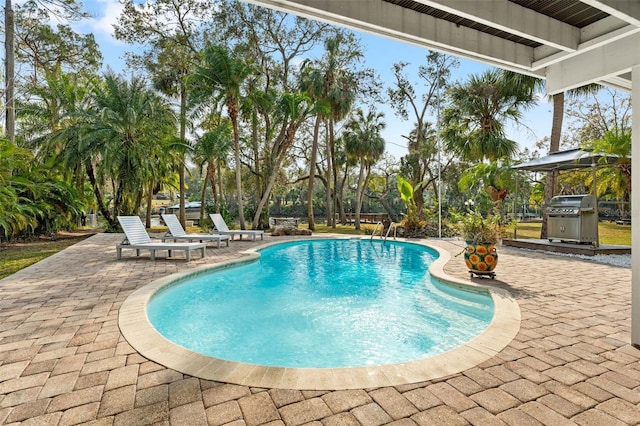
464,242,498,277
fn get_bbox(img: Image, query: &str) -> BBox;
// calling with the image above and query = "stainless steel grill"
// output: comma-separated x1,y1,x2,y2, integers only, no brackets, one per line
547,194,598,244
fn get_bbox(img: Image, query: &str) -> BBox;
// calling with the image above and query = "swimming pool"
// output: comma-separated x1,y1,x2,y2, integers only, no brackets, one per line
148,239,494,368
119,237,521,389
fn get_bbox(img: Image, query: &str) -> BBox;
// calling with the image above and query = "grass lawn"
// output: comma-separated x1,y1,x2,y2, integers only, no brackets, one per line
0,233,94,280
512,221,631,246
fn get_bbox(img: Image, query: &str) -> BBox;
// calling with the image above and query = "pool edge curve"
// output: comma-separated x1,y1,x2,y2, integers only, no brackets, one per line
118,236,521,390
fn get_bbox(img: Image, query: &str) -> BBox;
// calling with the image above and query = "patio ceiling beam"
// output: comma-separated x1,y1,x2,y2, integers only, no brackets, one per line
242,0,537,72
599,75,633,92
532,17,640,70
580,0,640,27
414,0,579,52
545,32,640,94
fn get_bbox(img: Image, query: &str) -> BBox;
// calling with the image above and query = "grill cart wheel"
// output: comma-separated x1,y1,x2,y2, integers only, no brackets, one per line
469,270,496,279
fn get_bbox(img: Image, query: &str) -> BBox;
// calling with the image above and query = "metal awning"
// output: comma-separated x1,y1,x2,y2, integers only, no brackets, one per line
512,149,621,172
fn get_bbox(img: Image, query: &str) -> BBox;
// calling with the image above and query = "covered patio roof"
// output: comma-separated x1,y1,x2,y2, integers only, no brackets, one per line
244,0,640,94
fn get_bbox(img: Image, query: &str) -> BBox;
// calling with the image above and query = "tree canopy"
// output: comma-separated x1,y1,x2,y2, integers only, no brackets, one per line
1,1,624,239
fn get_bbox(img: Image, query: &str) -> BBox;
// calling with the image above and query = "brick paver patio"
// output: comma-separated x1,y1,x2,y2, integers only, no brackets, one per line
0,233,638,425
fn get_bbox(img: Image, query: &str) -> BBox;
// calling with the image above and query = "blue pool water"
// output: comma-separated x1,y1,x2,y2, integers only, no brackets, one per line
148,239,494,368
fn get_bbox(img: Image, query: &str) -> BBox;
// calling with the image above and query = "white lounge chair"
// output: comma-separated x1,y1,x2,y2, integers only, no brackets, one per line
209,213,264,241
161,214,230,248
116,216,206,262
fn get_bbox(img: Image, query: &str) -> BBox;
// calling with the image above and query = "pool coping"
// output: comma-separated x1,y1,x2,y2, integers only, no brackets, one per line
118,236,521,390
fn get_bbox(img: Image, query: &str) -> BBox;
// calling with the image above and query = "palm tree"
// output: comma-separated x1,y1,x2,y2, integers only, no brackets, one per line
239,76,275,226
299,63,323,230
193,122,232,219
301,32,362,228
343,108,386,230
583,128,631,217
19,71,87,145
334,136,358,224
19,72,90,231
442,70,537,214
325,51,360,228
21,71,110,227
192,44,256,229
45,73,176,230
299,61,331,231
297,34,362,229
443,69,536,163
86,74,177,225
147,42,197,228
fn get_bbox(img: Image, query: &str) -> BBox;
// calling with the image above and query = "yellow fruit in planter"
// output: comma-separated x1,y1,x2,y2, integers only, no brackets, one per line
475,245,488,255
484,255,496,266
476,262,488,271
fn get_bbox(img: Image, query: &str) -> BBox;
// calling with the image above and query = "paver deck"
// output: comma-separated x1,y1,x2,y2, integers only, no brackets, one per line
0,233,638,425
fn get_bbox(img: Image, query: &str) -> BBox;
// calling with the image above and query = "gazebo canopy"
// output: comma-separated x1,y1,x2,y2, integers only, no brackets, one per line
512,149,621,172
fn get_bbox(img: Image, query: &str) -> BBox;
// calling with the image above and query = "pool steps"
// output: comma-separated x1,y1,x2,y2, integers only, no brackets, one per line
370,221,398,243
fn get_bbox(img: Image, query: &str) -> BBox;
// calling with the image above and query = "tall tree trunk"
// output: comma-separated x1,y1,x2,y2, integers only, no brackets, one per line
113,180,125,218
541,92,564,239
207,162,218,215
252,109,260,213
85,160,115,230
307,115,321,230
145,179,154,228
199,172,208,223
330,118,340,228
230,100,245,229
414,186,425,218
335,115,354,226
549,92,564,153
338,163,349,224
5,0,15,142
216,161,223,213
325,119,333,227
252,132,295,228
178,85,187,227
354,159,366,230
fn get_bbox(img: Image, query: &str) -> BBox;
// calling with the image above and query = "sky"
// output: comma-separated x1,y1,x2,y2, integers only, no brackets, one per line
74,0,553,159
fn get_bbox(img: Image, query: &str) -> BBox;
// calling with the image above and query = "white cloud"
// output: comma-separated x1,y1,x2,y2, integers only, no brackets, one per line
84,0,125,41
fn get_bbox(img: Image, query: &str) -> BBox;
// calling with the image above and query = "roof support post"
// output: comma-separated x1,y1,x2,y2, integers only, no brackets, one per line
591,163,599,248
632,65,640,348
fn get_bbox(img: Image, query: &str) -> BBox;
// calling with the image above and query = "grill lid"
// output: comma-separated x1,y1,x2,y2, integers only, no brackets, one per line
548,194,595,215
